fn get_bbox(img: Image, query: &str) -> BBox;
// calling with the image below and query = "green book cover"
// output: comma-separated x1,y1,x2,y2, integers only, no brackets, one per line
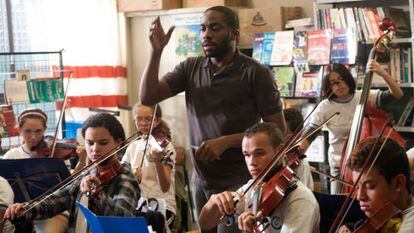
273,66,295,97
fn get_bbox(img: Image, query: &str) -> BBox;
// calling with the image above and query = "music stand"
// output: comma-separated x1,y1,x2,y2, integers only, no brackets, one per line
0,158,70,203
76,202,149,233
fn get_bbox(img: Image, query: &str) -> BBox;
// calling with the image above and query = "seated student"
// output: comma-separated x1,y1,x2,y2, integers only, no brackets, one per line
4,113,140,233
2,109,69,233
339,137,413,232
0,176,14,233
122,104,176,230
3,109,50,159
198,122,320,233
283,108,314,190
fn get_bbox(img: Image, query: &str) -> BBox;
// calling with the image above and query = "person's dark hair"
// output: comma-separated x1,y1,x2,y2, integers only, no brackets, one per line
283,108,303,133
347,136,411,194
81,113,126,143
133,103,171,136
205,6,239,30
18,108,48,129
323,63,356,99
244,122,283,148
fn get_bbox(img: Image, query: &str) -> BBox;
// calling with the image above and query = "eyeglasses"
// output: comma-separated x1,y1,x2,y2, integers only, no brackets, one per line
134,116,153,123
329,76,345,86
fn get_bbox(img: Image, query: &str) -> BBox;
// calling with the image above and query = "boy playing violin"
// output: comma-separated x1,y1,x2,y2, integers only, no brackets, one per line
339,137,414,232
198,122,319,233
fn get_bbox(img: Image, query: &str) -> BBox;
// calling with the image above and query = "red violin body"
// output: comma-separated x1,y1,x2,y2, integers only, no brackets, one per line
97,159,122,183
30,136,78,160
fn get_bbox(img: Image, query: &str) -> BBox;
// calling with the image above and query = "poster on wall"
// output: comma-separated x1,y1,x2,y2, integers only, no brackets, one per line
173,13,203,64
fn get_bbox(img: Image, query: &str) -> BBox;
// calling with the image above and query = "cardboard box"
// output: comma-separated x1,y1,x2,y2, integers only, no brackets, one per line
183,0,247,8
118,0,182,12
237,7,303,46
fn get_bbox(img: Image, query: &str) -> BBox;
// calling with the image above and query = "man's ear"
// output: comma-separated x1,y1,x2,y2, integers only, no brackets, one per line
232,29,240,43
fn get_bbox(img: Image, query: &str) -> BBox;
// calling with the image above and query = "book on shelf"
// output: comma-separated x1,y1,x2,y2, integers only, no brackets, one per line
295,65,323,98
17,70,30,81
252,32,264,63
0,105,18,137
307,29,331,65
262,32,275,66
397,97,414,126
293,30,310,73
272,66,295,97
331,28,357,65
4,77,64,105
270,31,294,65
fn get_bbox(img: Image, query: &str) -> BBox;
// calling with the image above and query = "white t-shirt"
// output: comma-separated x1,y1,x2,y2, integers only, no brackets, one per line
0,176,13,206
308,90,380,168
296,158,314,191
399,204,414,233
122,138,176,214
236,179,320,233
3,147,30,159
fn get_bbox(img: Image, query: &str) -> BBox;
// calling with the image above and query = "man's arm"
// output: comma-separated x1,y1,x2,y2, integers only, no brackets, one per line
198,191,236,230
139,17,175,105
263,111,287,136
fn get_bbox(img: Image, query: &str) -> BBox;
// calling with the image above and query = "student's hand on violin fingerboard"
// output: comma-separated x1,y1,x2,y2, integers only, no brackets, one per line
4,203,25,220
196,137,228,161
133,167,142,183
238,210,259,233
209,191,238,216
80,175,101,195
148,147,164,163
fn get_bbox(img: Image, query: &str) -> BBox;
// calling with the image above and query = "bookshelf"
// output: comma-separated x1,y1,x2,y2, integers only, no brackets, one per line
314,0,414,135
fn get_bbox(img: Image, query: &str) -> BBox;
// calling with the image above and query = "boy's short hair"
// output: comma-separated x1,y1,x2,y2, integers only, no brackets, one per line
244,122,283,148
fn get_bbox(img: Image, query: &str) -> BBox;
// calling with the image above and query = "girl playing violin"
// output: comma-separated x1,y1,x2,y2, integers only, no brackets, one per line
2,108,70,233
339,136,413,233
300,61,403,194
4,113,140,233
3,109,48,159
199,122,319,233
122,103,176,230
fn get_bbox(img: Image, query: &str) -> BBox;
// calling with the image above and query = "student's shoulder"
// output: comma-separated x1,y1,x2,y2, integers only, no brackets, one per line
288,181,318,205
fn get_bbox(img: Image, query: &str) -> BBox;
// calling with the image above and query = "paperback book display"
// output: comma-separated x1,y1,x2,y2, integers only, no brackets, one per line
272,66,295,97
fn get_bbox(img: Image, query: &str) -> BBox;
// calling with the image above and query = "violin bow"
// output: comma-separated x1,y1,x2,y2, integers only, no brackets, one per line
139,103,159,169
329,122,393,233
50,71,73,158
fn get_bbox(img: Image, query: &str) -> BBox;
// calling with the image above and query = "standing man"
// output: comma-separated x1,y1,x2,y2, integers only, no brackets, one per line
139,6,285,232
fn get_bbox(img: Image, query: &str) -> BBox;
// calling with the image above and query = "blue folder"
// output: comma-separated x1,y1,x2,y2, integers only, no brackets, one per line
76,202,149,233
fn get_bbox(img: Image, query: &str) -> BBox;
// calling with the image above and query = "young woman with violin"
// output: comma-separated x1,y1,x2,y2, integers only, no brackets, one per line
338,136,413,233
3,109,48,159
121,104,176,230
4,113,141,233
300,61,403,194
2,109,70,233
199,122,319,233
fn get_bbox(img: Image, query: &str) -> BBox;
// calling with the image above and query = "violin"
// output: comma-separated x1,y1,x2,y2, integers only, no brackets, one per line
29,135,78,160
88,158,123,198
352,202,401,233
